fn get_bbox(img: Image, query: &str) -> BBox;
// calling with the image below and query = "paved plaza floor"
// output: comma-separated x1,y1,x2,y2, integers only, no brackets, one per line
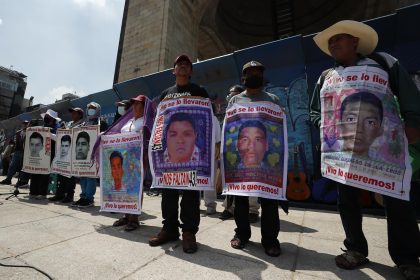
0,176,413,279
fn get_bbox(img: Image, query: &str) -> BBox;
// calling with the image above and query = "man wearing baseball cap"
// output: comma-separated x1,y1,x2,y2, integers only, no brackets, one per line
148,54,210,254
226,60,283,257
310,20,420,278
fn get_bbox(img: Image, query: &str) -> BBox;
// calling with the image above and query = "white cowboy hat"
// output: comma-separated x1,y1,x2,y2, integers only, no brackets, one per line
40,109,61,122
313,20,378,56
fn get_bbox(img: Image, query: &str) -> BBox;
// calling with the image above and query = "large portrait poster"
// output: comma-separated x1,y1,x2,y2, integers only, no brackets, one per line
221,101,288,200
51,129,73,177
100,133,143,214
71,125,99,177
22,126,51,174
149,97,215,191
320,65,412,200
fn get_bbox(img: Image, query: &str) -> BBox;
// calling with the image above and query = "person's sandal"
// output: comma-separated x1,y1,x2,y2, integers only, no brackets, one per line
398,264,420,280
113,217,128,227
124,221,139,232
335,249,369,269
230,236,247,249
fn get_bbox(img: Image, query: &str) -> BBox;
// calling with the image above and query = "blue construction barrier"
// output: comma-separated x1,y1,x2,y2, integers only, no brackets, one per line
2,4,419,196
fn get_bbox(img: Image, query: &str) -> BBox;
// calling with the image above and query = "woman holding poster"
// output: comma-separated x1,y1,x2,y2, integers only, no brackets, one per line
102,94,153,231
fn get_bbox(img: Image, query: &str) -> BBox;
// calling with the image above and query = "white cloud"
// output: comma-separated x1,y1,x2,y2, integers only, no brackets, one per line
0,18,3,25
39,86,87,105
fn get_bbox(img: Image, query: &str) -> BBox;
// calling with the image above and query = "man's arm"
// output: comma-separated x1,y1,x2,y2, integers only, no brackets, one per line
386,55,420,143
309,80,322,128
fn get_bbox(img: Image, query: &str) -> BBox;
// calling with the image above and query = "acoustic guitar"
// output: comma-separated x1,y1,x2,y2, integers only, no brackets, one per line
287,145,311,201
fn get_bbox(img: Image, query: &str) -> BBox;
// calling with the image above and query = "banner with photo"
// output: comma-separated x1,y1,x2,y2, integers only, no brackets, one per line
71,125,99,178
320,65,412,200
51,129,73,177
100,133,143,214
221,101,288,200
22,126,52,174
149,97,215,191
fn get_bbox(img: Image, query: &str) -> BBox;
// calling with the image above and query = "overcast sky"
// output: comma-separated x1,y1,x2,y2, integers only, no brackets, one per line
0,0,124,105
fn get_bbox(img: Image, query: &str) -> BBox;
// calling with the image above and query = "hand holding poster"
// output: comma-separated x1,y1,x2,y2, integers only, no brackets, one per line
221,102,288,200
23,126,52,174
72,125,99,177
320,66,412,200
100,133,143,214
149,97,215,190
51,129,73,177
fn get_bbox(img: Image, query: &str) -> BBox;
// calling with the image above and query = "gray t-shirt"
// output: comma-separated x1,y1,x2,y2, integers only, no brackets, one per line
227,90,280,108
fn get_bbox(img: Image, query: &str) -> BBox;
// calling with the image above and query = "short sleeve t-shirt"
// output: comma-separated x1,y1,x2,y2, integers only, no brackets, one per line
120,117,144,134
228,90,280,108
159,83,209,101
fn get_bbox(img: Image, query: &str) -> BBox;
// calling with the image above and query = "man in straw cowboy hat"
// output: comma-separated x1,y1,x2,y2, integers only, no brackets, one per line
310,20,420,279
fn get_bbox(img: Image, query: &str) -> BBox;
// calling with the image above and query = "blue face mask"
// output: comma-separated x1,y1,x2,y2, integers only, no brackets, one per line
87,109,96,116
117,106,126,115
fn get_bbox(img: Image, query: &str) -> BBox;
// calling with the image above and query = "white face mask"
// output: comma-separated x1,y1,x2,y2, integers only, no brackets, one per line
87,109,96,116
117,106,126,115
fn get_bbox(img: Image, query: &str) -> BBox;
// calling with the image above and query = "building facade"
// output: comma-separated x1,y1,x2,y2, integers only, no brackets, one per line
114,0,420,84
0,66,28,121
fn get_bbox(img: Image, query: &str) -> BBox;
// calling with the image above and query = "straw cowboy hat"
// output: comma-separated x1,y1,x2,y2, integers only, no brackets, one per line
40,109,61,122
313,20,378,56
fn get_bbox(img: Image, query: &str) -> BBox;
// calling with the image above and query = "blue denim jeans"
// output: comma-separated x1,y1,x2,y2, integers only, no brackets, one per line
6,151,23,181
79,177,97,202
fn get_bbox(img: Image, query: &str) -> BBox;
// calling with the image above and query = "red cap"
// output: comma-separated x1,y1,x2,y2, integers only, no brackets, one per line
130,94,146,103
173,55,193,68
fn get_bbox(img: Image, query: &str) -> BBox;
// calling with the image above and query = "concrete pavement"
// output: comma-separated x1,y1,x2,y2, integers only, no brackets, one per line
0,176,411,280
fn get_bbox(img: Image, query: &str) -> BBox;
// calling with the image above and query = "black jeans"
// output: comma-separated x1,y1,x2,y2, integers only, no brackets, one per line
234,196,280,248
29,174,49,196
161,189,200,236
56,175,76,198
337,182,420,266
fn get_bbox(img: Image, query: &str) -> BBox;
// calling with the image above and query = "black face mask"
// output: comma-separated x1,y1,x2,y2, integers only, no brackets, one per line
244,75,263,89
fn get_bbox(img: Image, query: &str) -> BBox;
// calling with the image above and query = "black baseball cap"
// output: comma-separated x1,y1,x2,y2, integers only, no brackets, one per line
174,55,193,68
242,60,265,74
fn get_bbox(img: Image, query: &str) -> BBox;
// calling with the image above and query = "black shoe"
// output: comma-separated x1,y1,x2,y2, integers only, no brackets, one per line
61,197,74,203
0,179,12,185
48,195,64,202
219,210,233,220
249,213,259,223
78,199,93,208
71,198,84,207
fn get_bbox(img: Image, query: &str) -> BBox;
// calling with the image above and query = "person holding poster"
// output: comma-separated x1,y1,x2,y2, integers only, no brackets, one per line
310,20,420,277
29,109,60,199
225,61,284,257
148,55,210,254
49,107,84,203
0,120,30,187
72,102,108,208
104,94,154,231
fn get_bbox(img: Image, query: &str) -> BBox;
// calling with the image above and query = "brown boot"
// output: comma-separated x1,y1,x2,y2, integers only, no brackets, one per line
182,232,197,254
149,230,179,247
